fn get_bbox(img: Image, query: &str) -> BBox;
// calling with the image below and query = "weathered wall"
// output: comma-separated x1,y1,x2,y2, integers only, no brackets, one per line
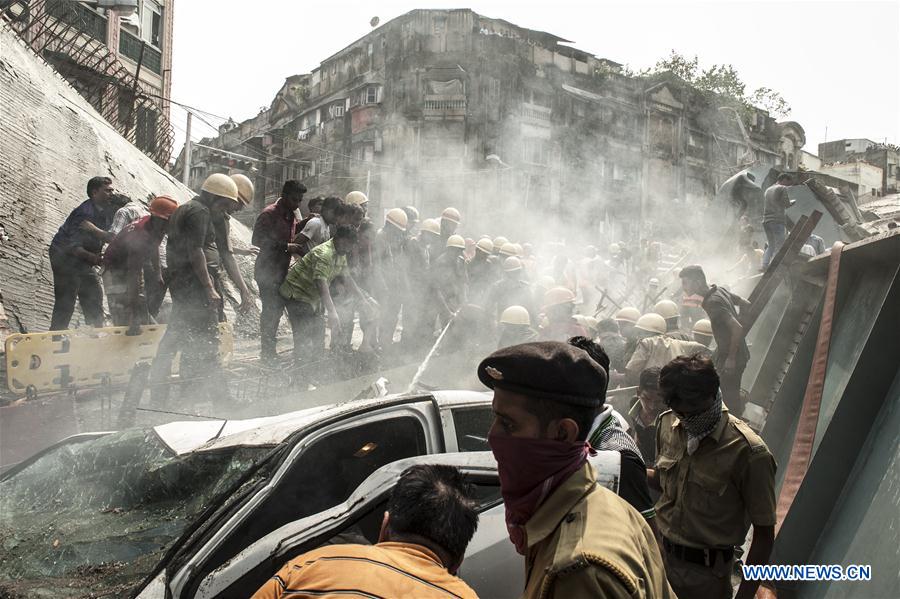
0,23,254,334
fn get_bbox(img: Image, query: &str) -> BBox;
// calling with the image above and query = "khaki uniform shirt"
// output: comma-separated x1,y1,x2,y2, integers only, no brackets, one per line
626,335,710,375
523,462,674,599
655,408,777,549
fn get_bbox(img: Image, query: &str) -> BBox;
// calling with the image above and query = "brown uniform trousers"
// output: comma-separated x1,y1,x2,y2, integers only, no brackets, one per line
523,462,675,599
655,407,777,599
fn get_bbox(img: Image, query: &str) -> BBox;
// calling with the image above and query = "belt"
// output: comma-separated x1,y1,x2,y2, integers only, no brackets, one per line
662,537,734,567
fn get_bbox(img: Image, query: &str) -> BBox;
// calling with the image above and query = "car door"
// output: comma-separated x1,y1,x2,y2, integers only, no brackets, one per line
167,401,443,598
187,452,506,598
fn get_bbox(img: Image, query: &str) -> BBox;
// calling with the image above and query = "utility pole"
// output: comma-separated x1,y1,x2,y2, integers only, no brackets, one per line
365,169,371,198
182,111,192,186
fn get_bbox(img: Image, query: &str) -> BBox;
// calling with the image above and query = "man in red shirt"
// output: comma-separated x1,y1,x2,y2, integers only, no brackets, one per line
252,180,306,361
102,196,177,331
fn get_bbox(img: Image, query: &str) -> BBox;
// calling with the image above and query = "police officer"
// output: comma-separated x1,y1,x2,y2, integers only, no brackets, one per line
478,341,674,599
649,355,776,599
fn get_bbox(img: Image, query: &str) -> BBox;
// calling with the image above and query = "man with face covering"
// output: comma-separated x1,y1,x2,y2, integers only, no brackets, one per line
650,354,776,599
478,341,673,599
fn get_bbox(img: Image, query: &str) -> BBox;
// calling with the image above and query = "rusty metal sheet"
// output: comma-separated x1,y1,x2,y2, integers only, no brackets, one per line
4,324,233,395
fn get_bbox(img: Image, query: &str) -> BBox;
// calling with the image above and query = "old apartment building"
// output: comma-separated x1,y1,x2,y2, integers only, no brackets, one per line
818,138,900,196
175,9,803,232
4,0,174,165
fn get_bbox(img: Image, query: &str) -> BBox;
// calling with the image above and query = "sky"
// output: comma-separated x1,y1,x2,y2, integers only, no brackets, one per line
170,0,899,156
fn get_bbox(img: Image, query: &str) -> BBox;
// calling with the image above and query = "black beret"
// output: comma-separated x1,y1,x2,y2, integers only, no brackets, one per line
477,341,607,407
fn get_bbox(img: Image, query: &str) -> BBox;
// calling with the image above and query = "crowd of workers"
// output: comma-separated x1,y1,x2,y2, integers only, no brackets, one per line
45,174,782,597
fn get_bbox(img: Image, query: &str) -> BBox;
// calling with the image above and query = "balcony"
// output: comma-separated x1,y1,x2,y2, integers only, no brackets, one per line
424,95,466,120
47,0,107,43
119,29,162,75
521,102,552,124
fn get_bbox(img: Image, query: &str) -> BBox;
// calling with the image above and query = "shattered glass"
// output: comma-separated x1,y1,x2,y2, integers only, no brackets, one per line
0,429,267,598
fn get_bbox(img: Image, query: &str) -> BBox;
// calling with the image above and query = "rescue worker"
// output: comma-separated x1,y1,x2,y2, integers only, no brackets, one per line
624,313,708,385
372,208,408,347
295,195,341,256
402,205,420,236
492,236,509,258
497,305,538,348
430,234,468,324
296,196,325,233
679,265,751,415
252,180,306,361
692,318,714,348
614,306,641,341
649,355,776,599
403,218,441,351
227,174,261,258
149,174,239,404
467,237,495,307
344,190,369,217
539,287,587,342
439,206,461,249
253,465,479,599
596,317,628,373
336,201,365,228
48,176,114,330
102,195,176,330
486,257,535,322
627,366,664,465
643,277,661,312
478,341,674,598
654,298,692,341
761,173,799,270
280,225,375,366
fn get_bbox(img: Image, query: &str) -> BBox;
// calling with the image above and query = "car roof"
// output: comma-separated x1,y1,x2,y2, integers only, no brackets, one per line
153,390,491,455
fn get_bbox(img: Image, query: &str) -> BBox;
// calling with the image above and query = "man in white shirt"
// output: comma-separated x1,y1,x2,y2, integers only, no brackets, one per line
295,195,341,256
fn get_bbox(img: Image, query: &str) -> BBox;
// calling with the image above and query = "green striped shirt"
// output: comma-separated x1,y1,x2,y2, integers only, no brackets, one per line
280,239,348,308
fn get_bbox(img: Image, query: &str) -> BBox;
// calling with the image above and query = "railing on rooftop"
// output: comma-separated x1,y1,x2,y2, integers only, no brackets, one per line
119,28,161,75
46,0,107,43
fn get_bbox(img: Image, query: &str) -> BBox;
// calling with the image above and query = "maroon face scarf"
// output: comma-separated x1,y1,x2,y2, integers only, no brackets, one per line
489,433,592,554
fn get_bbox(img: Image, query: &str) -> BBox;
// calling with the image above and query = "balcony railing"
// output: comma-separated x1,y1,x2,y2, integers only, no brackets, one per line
424,99,466,111
424,95,467,120
46,0,107,43
521,103,552,122
119,29,162,75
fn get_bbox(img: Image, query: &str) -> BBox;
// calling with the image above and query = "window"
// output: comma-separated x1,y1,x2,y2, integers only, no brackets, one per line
331,103,345,118
141,0,162,49
452,407,494,452
366,85,379,104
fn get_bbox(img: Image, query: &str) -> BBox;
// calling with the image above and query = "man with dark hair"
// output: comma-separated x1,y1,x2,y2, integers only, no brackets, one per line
628,366,664,464
252,180,306,361
478,341,673,598
679,264,751,415
294,195,341,256
253,464,479,599
596,317,628,372
48,176,115,330
280,225,374,365
761,172,804,270
570,336,661,545
650,354,775,599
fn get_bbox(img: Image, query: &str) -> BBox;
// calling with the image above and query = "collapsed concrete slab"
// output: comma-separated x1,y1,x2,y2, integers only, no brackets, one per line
0,22,256,334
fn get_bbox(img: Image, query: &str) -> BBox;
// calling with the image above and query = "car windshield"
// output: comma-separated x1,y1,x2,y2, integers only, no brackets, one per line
0,428,269,598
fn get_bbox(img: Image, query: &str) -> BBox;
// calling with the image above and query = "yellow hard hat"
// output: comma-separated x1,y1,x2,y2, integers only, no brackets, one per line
543,286,576,309
634,313,667,335
230,173,254,206
476,238,494,254
653,299,680,320
442,207,461,224
614,307,641,324
446,234,466,249
201,173,239,202
536,275,555,290
385,208,408,231
420,218,441,236
499,242,518,257
512,243,524,256
500,305,531,326
493,236,509,249
345,190,369,206
693,318,713,336
502,256,523,272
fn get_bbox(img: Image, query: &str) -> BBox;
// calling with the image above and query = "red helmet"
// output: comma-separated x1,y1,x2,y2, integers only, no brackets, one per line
149,195,178,220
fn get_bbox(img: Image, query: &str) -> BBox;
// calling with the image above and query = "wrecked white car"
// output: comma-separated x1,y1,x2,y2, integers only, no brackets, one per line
0,391,495,598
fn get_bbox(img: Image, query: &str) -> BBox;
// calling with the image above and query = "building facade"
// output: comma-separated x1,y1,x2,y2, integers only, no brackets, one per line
4,0,174,165
818,138,899,195
175,9,800,236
